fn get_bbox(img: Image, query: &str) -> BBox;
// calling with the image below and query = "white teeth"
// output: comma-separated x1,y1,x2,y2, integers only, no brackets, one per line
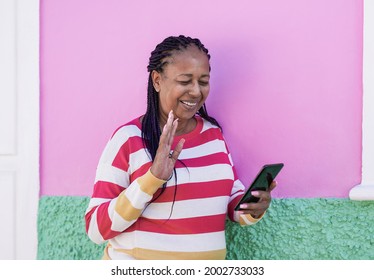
181,101,197,106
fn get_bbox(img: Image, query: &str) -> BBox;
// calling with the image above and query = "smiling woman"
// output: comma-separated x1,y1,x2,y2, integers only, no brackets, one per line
84,35,277,260
151,45,211,134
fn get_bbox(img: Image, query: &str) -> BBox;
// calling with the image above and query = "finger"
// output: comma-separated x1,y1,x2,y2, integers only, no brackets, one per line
251,190,271,202
159,111,174,148
170,138,185,160
167,110,174,127
168,118,179,146
158,130,170,159
240,191,271,209
165,111,177,146
241,202,268,215
240,201,264,211
165,110,174,137
269,180,277,192
239,206,264,218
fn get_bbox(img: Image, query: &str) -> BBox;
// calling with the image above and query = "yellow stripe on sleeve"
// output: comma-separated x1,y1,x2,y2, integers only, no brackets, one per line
239,212,266,226
114,169,165,221
138,169,166,195
115,192,143,221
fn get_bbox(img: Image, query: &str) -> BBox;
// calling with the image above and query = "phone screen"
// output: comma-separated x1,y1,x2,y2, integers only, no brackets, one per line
234,163,284,211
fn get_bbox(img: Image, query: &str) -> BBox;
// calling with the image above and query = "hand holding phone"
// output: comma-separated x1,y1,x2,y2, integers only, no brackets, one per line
234,163,284,211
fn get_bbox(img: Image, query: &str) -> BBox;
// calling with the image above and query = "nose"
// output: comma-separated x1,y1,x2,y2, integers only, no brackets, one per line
188,81,201,97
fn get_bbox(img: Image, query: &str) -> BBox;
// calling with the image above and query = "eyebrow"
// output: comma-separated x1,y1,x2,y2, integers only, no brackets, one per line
177,74,210,79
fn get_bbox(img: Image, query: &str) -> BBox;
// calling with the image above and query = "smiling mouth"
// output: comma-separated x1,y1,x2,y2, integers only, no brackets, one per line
180,100,197,107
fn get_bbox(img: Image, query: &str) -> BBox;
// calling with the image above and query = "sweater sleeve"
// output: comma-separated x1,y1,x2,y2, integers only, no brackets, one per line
85,170,165,244
224,140,244,221
84,128,165,244
228,176,265,226
224,142,265,226
235,211,265,226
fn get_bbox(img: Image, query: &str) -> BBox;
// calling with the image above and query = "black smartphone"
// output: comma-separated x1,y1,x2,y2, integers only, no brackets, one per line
234,163,284,211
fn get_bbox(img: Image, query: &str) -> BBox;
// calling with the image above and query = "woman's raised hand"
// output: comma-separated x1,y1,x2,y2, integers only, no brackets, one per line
150,111,185,181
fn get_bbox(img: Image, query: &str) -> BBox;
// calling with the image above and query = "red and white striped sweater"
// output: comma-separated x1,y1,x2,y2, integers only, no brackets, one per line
85,116,262,260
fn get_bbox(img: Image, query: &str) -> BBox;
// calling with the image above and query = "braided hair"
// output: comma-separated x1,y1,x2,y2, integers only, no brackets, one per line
141,35,221,211
142,35,221,161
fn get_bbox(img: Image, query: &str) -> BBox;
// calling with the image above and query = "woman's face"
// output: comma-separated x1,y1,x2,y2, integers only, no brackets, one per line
152,45,210,124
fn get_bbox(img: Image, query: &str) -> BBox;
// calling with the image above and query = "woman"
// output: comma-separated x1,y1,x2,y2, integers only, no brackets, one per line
85,35,276,260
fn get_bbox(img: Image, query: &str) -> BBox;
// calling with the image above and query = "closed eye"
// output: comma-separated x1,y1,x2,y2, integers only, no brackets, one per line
178,80,191,86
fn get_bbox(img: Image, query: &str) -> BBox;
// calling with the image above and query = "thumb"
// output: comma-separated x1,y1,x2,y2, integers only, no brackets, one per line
269,180,277,192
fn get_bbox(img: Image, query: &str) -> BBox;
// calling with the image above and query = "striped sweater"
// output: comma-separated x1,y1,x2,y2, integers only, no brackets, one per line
85,116,262,260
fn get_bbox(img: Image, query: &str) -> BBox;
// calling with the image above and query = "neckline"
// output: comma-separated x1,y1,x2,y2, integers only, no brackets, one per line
174,116,203,141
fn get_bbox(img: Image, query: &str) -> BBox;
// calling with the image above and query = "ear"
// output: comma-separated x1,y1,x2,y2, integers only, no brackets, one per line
151,70,161,93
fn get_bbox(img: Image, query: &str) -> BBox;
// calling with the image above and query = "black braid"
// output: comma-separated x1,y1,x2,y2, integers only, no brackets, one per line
141,35,221,210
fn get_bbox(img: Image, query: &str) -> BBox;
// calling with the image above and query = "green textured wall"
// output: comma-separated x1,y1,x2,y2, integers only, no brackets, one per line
37,196,374,260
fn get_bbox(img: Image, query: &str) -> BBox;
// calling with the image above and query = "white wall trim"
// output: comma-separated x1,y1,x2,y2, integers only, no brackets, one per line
350,0,374,200
16,0,40,259
16,0,40,258
0,0,39,259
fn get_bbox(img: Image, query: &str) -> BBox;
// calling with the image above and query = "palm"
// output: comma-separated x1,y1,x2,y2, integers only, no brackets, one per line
150,111,185,180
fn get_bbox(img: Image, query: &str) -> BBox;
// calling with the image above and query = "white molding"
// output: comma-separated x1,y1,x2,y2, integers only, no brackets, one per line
350,0,374,200
0,0,39,259
349,185,374,200
15,0,40,259
0,0,16,154
0,171,16,259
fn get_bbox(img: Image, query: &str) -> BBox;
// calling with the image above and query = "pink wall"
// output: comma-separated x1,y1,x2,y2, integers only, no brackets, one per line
40,0,363,197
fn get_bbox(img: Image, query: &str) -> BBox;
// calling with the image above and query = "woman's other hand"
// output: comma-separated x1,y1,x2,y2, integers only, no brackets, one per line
237,180,277,219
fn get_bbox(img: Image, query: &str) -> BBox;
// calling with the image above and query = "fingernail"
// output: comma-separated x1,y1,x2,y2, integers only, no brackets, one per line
251,191,260,196
240,204,247,209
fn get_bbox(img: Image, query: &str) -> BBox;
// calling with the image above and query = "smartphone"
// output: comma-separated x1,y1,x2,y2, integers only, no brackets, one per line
234,163,284,211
